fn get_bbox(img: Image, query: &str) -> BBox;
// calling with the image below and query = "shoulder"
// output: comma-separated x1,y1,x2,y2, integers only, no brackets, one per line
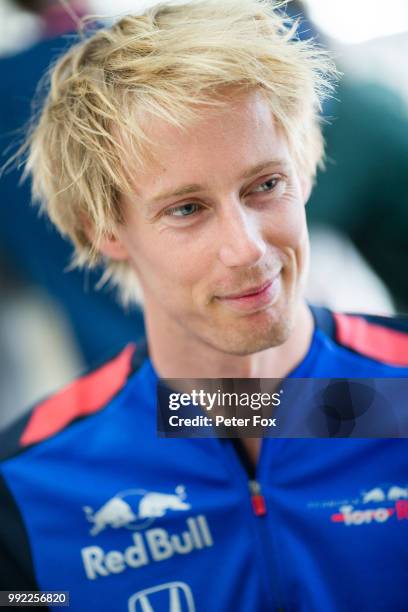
0,342,146,463
312,306,408,368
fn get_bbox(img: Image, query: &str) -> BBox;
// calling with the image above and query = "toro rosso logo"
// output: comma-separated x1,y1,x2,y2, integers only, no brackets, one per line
83,485,191,535
330,485,408,527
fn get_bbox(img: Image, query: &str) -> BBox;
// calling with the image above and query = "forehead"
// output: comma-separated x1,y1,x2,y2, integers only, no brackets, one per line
124,89,293,199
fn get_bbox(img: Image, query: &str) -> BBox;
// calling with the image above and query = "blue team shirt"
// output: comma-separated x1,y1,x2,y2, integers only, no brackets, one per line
0,307,407,611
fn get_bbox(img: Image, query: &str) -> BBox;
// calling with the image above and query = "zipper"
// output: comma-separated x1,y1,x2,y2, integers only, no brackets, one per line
224,437,286,611
229,439,267,516
248,479,267,517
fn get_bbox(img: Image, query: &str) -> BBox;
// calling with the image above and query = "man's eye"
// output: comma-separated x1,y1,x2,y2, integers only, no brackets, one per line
252,177,279,193
166,203,201,217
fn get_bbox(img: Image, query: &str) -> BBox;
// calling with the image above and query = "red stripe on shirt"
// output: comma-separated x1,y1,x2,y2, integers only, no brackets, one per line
20,344,136,447
334,313,408,367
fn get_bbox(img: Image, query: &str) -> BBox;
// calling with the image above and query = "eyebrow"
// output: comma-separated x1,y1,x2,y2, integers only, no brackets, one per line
150,159,285,203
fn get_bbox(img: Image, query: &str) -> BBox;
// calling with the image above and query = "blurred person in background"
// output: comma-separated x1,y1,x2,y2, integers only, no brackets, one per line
289,0,408,312
0,1,407,607
0,0,145,425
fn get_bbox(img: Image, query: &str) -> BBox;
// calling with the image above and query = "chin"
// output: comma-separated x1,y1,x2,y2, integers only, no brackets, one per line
208,306,294,356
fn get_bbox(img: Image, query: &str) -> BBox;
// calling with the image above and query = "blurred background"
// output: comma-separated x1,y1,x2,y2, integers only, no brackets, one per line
0,0,407,427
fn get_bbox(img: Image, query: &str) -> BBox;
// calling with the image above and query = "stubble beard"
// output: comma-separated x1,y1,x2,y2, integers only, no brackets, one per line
218,307,294,356
189,288,296,357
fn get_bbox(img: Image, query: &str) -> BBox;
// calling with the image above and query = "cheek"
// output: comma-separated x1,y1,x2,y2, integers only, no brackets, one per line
264,196,307,250
124,226,209,295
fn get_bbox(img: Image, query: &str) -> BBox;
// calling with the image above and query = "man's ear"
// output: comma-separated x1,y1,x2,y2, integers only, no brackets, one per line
82,215,129,261
97,232,129,261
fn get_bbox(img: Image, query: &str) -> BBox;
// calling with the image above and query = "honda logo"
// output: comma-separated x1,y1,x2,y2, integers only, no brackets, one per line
128,582,195,612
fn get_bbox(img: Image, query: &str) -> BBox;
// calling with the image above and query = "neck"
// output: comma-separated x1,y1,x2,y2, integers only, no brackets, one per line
146,301,314,379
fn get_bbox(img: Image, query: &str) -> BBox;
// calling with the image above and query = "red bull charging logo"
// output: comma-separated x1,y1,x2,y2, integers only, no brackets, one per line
83,485,191,534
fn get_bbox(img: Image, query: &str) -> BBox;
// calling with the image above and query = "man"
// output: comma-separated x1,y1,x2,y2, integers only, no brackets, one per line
1,1,407,610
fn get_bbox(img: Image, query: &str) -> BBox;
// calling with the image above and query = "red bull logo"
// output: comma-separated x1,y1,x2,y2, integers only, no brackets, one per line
81,515,213,580
362,486,408,504
83,485,191,535
80,485,213,580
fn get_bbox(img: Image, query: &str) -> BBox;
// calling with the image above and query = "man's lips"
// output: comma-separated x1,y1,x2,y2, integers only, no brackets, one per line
220,279,275,300
216,275,281,313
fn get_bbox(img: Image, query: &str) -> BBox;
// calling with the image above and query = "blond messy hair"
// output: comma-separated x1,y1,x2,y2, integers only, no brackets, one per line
24,0,336,304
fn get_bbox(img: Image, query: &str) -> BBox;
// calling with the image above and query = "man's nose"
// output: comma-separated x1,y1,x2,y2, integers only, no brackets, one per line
217,201,266,268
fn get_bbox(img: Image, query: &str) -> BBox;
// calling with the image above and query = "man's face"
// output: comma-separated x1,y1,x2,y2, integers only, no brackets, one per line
114,89,311,355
